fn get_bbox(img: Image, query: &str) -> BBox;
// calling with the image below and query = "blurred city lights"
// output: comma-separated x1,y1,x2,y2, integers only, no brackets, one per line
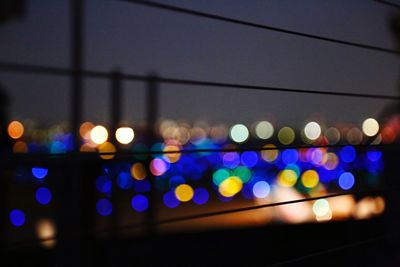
278,127,295,145
90,125,108,145
301,170,319,188
8,120,24,139
96,199,112,216
175,184,194,202
35,187,52,205
32,167,48,179
115,127,134,144
131,195,149,212
252,181,270,198
277,169,298,187
131,163,147,180
255,121,274,139
10,209,25,227
304,121,321,140
362,118,379,137
229,124,249,143
219,176,243,197
338,172,355,190
312,199,330,217
36,219,56,248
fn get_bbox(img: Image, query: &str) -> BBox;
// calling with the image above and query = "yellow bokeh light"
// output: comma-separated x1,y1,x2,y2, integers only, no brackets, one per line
8,120,24,139
98,142,116,160
90,125,108,145
163,145,181,163
301,170,319,188
261,144,279,162
130,163,147,180
12,141,28,153
219,176,243,197
175,184,194,202
362,118,379,137
277,169,298,187
278,127,295,145
115,127,134,144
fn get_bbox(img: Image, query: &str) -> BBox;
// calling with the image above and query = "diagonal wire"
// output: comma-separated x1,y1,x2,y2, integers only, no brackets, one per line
0,61,399,101
373,0,400,9
122,0,399,55
116,189,382,232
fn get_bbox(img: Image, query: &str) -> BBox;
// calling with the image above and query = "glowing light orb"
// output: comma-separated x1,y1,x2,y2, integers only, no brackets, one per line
219,176,243,197
150,158,168,176
32,167,48,179
282,149,298,164
163,145,181,163
131,195,148,212
338,172,355,190
252,181,270,198
362,118,379,137
8,120,24,139
96,199,112,216
79,121,94,140
261,144,279,162
229,124,249,143
10,209,25,227
313,199,330,217
340,146,356,163
277,169,298,187
163,191,180,208
255,121,274,139
301,170,319,188
36,219,56,248
13,141,28,153
98,142,116,160
175,184,194,202
115,127,134,144
130,163,147,180
193,188,209,205
90,125,108,145
304,121,321,140
278,127,295,145
35,187,52,205
325,127,341,144
96,175,112,193
213,168,230,186
241,151,258,167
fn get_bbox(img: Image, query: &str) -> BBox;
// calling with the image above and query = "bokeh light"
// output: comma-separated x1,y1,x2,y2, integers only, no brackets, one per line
313,199,330,217
163,191,180,208
338,172,355,190
98,142,116,160
90,125,108,145
304,121,321,140
255,121,274,139
261,144,279,162
301,170,319,188
10,209,25,227
340,146,356,163
35,187,52,205
131,163,147,180
229,124,249,143
96,199,112,216
131,195,148,212
36,219,56,248
362,118,379,137
252,181,270,198
32,167,48,179
278,127,295,145
277,169,298,187
193,188,209,205
219,176,243,197
115,127,134,144
175,184,194,202
8,120,24,139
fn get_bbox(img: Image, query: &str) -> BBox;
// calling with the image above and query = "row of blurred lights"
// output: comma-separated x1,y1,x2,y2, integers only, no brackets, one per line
7,117,389,151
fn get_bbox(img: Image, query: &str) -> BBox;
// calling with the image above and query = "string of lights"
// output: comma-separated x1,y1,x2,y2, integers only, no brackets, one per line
0,61,399,101
122,0,399,55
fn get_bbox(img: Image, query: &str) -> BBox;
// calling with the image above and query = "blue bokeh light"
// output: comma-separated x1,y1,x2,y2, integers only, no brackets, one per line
117,171,133,189
131,195,148,212
252,181,270,198
96,175,112,193
340,146,356,163
338,172,355,190
169,175,185,188
241,151,258,168
282,149,298,164
10,209,25,227
96,199,112,216
366,151,382,162
32,167,48,179
193,188,209,205
163,191,180,208
35,187,52,205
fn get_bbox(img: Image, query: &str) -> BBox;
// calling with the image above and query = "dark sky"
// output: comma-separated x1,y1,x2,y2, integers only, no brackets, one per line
0,0,399,129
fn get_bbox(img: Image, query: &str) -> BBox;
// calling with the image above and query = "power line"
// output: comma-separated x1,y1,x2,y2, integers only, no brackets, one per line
115,189,382,232
0,61,399,100
3,143,394,160
122,0,399,55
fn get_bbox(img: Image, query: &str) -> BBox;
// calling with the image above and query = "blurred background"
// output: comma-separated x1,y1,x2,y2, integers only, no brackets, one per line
1,0,400,266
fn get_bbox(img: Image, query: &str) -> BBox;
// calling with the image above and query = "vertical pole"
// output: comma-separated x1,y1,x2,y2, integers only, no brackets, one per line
56,0,85,266
145,74,159,235
109,70,122,266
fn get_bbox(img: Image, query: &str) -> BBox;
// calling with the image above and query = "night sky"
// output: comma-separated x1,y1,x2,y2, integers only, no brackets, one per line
0,0,399,129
